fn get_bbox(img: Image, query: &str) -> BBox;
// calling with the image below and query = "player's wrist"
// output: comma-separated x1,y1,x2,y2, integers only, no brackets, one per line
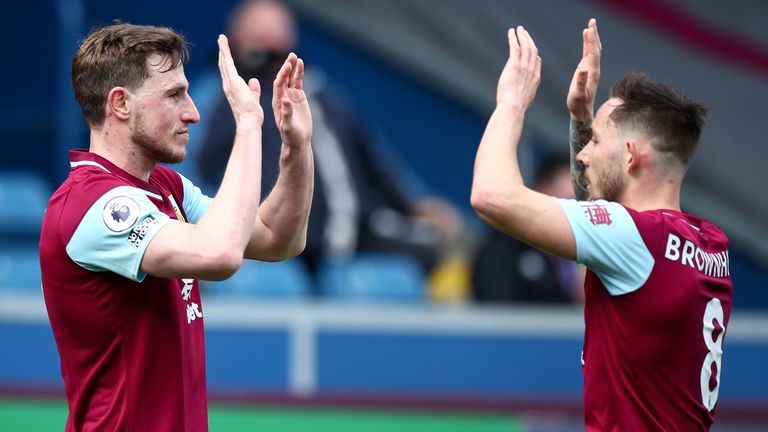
495,99,528,117
569,110,592,122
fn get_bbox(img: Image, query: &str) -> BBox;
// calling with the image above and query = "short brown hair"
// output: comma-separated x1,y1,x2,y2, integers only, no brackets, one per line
610,73,708,167
72,22,189,127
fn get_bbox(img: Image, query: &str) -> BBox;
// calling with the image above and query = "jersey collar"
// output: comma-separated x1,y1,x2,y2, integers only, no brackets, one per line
68,149,164,196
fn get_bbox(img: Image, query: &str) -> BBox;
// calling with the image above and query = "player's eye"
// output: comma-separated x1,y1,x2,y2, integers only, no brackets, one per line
167,90,183,99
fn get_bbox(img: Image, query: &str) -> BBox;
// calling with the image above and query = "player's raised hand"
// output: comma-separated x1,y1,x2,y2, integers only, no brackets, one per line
567,18,601,121
273,53,312,148
496,26,541,110
217,34,264,127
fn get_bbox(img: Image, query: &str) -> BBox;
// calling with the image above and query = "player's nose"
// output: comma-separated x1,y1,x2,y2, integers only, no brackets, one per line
182,94,200,124
576,149,589,166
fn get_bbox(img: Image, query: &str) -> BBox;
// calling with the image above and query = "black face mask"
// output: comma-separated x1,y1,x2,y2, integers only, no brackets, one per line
235,49,286,82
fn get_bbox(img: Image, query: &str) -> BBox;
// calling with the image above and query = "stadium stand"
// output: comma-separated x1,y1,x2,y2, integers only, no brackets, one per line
318,253,425,302
202,258,313,299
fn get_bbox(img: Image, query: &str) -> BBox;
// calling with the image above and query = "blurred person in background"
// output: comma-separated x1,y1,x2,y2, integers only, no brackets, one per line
471,19,732,430
39,22,313,430
193,0,462,292
471,153,584,303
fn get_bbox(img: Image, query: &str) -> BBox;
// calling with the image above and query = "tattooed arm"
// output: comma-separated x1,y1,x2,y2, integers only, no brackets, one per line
566,19,601,201
569,118,591,200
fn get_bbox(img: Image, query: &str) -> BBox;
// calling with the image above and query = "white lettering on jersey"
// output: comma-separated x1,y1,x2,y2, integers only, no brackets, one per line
181,278,194,302
665,233,681,261
186,302,203,324
681,240,695,267
180,278,202,324
664,233,729,278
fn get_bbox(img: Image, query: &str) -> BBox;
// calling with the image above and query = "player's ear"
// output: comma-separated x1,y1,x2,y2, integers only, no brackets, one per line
106,87,132,121
625,140,640,173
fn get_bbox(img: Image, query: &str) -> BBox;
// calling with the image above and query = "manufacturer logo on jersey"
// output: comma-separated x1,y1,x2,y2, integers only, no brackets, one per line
103,196,140,232
582,203,612,225
127,215,159,248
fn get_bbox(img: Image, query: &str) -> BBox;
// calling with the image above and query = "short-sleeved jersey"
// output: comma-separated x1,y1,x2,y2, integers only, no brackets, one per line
40,150,213,431
558,199,733,431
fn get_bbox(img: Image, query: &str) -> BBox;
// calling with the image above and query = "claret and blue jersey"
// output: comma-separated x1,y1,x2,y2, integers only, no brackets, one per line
39,150,213,431
558,198,733,431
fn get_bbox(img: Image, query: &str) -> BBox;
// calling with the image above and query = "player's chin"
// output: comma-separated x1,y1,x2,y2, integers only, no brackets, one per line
164,142,187,164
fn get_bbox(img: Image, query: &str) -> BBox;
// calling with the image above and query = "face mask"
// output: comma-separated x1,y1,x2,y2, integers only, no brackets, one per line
236,49,286,81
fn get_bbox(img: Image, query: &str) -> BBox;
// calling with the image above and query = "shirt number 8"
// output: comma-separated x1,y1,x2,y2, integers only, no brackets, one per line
701,297,725,411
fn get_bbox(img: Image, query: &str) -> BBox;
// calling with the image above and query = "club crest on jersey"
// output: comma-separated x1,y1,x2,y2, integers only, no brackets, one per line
167,194,186,222
582,203,612,226
102,196,140,232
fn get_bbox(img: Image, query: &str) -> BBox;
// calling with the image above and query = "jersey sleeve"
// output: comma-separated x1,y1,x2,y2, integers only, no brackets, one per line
178,173,213,224
66,186,171,282
557,199,655,295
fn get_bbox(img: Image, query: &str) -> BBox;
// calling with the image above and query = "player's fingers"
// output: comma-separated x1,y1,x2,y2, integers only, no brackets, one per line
517,26,530,65
582,28,589,58
273,60,292,111
283,53,297,88
217,36,232,94
590,18,602,51
294,58,305,90
217,35,237,77
288,54,302,89
508,28,520,59
535,54,542,84
589,27,599,55
248,78,261,95
526,28,540,67
274,58,292,91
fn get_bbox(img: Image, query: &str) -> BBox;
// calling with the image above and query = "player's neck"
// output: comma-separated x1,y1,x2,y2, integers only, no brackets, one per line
620,177,681,212
89,128,157,182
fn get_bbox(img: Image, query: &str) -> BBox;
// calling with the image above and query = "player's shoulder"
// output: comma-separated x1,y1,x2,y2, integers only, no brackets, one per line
47,168,156,234
51,167,130,213
634,209,729,247
623,207,693,230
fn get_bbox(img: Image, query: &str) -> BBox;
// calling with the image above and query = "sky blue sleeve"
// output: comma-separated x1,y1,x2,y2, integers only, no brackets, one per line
178,173,213,224
66,186,171,282
557,199,655,295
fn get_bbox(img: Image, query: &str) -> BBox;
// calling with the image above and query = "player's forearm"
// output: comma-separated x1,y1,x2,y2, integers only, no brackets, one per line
198,124,263,253
244,141,314,260
471,104,528,225
569,118,591,200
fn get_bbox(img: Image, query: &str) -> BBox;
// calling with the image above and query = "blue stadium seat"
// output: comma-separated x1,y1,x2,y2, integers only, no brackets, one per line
318,253,426,302
202,258,312,299
0,245,42,292
0,171,50,241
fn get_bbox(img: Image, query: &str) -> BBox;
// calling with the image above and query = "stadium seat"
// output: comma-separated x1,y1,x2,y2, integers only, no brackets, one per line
318,253,426,302
202,258,312,299
0,245,42,292
0,171,50,241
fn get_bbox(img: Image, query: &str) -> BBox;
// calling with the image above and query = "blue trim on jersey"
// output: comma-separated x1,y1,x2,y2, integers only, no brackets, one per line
557,199,654,295
178,173,213,224
66,186,171,282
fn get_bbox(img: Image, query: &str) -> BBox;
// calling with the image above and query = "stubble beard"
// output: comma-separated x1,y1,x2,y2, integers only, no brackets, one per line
131,111,186,164
592,162,625,202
